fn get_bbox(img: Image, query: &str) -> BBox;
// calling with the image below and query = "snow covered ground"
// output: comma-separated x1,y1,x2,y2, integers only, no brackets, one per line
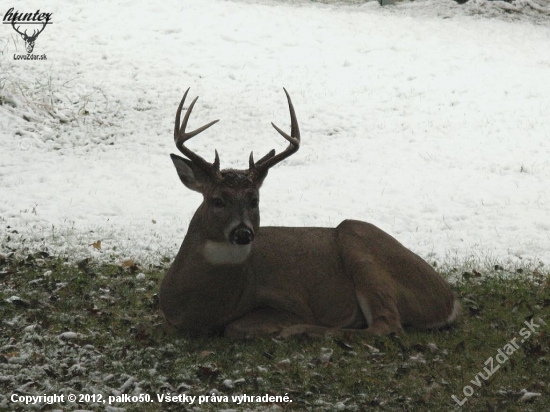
1,0,549,270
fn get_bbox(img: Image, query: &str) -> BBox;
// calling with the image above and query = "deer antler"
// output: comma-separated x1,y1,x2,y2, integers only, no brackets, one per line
29,21,47,40
250,88,300,173
11,20,47,41
174,88,220,174
11,21,25,38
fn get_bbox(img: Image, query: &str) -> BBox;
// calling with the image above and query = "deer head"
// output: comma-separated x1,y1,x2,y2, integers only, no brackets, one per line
12,21,47,54
170,88,300,251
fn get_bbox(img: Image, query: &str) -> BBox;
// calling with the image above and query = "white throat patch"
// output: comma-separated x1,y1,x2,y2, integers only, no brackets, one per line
203,241,251,265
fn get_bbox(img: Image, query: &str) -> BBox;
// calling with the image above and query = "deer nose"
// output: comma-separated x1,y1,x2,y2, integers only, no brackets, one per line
229,224,255,245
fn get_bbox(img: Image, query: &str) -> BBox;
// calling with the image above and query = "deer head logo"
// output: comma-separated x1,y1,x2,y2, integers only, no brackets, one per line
11,20,47,54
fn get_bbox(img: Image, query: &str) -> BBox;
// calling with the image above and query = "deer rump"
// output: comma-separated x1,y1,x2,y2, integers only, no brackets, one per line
159,88,460,339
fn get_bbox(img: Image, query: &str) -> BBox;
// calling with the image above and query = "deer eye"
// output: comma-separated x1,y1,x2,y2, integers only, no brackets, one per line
212,197,225,208
250,198,259,208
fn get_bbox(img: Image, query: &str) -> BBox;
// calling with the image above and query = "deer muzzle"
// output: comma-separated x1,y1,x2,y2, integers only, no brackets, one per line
229,224,255,246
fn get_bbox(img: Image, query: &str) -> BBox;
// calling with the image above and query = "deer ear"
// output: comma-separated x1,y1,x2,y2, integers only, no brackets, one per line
170,154,211,193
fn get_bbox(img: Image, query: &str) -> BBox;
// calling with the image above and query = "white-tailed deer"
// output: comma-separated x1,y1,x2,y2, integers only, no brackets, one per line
159,88,460,338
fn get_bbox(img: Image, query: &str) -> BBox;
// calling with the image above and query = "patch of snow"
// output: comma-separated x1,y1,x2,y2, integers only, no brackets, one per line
0,0,549,272
58,332,80,340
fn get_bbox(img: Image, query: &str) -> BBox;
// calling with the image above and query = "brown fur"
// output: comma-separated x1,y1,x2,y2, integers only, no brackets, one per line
160,88,460,339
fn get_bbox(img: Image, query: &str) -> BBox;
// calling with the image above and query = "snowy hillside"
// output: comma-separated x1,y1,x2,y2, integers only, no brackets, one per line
1,0,549,270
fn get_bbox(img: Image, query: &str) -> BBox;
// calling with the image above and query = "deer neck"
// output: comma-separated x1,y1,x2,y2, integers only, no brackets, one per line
203,241,251,265
181,212,253,268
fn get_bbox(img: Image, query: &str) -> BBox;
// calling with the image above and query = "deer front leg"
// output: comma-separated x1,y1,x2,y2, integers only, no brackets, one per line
277,322,403,339
224,308,304,339
277,324,357,339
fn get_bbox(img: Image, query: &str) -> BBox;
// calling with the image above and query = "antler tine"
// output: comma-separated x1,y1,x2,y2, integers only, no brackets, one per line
31,21,48,39
11,21,26,37
249,149,276,170
253,88,300,173
174,88,220,173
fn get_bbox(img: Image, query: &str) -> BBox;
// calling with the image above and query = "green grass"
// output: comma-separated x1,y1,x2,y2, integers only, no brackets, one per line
0,252,549,411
